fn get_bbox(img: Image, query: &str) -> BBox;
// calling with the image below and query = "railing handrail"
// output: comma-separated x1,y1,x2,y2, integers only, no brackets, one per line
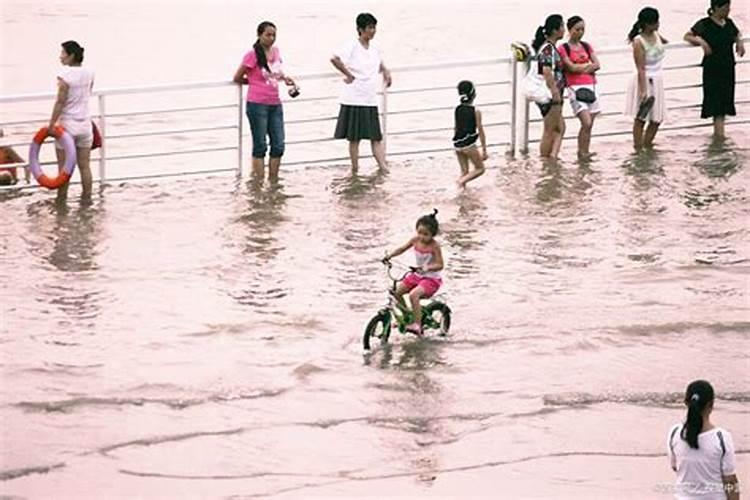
0,56,515,105
3,38,746,105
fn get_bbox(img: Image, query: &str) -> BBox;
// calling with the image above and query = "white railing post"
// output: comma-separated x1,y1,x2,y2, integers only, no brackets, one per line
509,54,518,157
97,94,107,182
520,59,530,155
382,79,388,154
237,85,244,175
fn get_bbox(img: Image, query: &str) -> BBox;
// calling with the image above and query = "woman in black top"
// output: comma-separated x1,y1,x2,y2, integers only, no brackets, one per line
452,80,487,188
684,0,745,138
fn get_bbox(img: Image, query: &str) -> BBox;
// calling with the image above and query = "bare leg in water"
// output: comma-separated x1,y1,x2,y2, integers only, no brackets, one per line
269,156,281,184
55,146,92,204
456,147,486,188
348,140,360,173
371,140,387,170
713,116,725,139
643,121,660,148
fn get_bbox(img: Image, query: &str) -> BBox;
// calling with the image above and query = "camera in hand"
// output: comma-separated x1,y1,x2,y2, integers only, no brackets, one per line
288,85,300,98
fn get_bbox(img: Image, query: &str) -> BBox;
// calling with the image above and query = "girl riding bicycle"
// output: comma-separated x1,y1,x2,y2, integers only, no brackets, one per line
383,209,444,335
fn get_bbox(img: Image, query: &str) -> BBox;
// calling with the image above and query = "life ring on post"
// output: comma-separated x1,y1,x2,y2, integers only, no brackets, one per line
28,126,77,189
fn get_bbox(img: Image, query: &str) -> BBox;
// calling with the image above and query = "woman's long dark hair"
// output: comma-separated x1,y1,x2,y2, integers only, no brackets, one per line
61,40,84,64
681,380,714,449
253,21,276,72
532,15,564,52
627,7,659,42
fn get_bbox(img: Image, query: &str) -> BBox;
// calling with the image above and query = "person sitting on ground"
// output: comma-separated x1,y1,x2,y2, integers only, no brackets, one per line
0,129,27,186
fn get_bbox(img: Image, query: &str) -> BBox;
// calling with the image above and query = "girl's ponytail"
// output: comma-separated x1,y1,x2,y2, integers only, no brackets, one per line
532,25,546,52
254,21,276,72
628,7,659,42
627,20,641,42
680,380,714,449
416,209,440,236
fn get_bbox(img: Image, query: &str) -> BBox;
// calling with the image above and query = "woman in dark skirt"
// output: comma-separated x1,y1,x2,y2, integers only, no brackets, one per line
684,0,745,138
330,13,392,172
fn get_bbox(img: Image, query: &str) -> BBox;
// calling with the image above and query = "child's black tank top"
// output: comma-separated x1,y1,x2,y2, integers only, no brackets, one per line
453,104,478,148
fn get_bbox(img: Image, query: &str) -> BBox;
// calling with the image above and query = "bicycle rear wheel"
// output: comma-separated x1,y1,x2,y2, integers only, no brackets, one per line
363,310,392,350
422,302,451,336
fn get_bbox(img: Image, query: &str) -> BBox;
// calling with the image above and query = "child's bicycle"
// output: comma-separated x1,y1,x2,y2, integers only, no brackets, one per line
363,259,451,350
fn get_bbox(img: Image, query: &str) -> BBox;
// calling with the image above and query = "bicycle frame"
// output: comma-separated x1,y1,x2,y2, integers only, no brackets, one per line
382,260,436,333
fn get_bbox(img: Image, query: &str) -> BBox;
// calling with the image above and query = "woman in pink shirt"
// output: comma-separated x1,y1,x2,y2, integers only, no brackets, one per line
234,21,296,182
558,16,601,160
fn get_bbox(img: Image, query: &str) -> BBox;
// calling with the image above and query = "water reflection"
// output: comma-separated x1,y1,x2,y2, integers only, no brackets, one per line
24,200,106,327
534,159,565,203
364,339,448,485
329,168,387,200
46,203,103,272
228,179,290,309
441,191,487,280
331,169,391,312
621,148,667,193
236,178,289,262
693,136,743,179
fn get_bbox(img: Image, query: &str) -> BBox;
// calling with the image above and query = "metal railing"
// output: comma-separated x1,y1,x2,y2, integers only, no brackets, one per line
0,38,748,190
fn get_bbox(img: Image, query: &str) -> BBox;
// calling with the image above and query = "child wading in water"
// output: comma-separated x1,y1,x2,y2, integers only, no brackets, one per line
383,210,444,335
452,80,487,188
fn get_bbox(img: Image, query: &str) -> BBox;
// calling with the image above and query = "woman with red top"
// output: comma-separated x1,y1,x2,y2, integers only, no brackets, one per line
234,21,297,182
559,16,601,159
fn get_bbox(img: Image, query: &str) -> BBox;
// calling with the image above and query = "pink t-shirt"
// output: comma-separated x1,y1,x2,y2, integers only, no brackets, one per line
558,42,596,86
241,46,284,105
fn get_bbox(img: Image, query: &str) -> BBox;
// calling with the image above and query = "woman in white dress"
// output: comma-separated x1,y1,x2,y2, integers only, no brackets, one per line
624,8,668,151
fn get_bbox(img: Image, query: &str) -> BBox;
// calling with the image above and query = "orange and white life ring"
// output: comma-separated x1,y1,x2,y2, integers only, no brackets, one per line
28,126,77,189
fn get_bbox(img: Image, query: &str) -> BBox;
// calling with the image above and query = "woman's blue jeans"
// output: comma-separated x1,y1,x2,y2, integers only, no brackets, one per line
246,102,285,158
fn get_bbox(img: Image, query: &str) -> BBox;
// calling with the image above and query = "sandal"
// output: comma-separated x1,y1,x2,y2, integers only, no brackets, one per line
406,322,423,335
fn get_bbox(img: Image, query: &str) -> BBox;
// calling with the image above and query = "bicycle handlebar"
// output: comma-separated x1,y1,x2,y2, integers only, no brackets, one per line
382,258,419,282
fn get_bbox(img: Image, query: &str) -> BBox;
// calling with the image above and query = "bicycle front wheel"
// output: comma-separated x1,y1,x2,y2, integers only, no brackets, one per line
363,310,392,350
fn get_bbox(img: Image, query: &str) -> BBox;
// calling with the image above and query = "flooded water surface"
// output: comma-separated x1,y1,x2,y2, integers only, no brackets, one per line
1,0,749,498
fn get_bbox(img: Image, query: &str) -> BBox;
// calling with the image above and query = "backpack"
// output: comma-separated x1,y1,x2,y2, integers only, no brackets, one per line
562,41,592,61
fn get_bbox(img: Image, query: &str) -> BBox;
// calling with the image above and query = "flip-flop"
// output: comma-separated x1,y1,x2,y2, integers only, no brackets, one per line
636,96,655,121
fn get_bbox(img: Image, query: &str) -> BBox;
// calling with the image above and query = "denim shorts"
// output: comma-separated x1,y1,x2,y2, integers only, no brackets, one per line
246,102,285,158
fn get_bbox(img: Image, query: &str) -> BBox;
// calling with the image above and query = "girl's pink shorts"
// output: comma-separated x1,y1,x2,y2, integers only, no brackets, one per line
402,272,442,298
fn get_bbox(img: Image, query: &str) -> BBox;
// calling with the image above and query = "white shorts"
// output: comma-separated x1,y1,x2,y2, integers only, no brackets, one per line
567,84,602,116
55,118,93,149
454,142,478,153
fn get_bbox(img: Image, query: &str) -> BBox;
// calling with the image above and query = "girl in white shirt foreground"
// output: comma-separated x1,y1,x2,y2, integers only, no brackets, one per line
668,380,740,500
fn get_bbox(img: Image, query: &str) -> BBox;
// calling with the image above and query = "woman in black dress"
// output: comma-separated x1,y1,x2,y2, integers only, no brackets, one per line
684,0,745,138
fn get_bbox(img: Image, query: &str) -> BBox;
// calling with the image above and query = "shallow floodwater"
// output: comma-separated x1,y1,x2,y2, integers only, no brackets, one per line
2,0,750,498
1,133,749,498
